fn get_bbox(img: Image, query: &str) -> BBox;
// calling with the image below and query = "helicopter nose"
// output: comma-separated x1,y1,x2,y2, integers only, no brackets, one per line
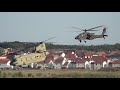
75,36,79,39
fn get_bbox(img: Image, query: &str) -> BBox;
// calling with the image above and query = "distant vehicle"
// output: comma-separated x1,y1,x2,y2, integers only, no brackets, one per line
10,37,55,69
72,25,108,43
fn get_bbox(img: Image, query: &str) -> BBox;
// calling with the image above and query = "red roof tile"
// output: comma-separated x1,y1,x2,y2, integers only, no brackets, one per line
0,58,10,64
83,52,93,56
43,54,55,64
45,54,54,60
65,54,77,59
112,60,120,64
97,52,107,56
68,56,109,64
77,59,87,63
91,56,108,63
44,59,52,63
54,57,65,64
65,51,78,60
55,57,64,61
70,58,90,63
68,58,79,61
109,51,120,55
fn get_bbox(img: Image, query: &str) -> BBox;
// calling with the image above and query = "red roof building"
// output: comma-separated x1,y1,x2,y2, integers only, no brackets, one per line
109,51,120,55
83,52,93,58
65,51,78,59
0,58,10,64
97,51,107,56
111,60,120,64
91,56,109,64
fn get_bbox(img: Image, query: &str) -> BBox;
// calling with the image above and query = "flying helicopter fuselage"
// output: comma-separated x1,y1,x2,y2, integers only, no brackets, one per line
73,25,108,43
75,32,99,40
10,42,49,68
10,37,55,69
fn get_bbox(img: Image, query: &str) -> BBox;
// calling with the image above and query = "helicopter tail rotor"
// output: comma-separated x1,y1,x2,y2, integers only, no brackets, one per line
102,27,108,39
102,28,107,35
40,37,56,44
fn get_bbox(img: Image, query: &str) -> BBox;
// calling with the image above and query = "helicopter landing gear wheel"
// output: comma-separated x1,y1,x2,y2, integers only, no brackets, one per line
79,39,81,43
83,40,86,43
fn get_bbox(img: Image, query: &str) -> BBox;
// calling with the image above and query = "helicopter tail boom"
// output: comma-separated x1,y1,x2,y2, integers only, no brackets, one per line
103,35,108,39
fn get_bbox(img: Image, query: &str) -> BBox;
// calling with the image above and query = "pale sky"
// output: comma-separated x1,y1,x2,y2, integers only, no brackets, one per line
0,12,120,45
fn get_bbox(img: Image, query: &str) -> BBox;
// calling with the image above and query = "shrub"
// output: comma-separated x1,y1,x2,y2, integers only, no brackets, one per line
7,72,12,76
36,73,42,77
98,68,120,72
0,71,1,77
12,72,24,78
28,73,33,77
3,72,7,78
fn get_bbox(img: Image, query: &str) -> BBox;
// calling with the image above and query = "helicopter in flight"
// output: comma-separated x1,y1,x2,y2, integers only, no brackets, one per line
10,37,55,69
72,25,108,43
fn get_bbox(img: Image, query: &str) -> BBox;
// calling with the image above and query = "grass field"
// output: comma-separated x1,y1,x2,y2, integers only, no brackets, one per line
0,68,120,78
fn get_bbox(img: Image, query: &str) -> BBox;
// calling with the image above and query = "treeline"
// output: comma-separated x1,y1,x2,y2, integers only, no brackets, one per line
0,41,120,51
46,43,120,51
0,41,36,49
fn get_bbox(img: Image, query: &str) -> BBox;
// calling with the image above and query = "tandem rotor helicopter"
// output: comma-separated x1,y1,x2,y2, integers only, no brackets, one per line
72,25,108,43
10,37,55,69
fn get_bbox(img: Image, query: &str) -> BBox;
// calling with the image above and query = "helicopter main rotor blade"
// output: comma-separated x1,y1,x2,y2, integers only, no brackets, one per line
45,42,57,44
72,26,84,30
42,37,56,42
83,29,98,31
87,25,103,30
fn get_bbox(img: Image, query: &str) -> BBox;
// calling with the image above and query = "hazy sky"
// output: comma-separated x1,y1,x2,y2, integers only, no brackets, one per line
0,12,120,45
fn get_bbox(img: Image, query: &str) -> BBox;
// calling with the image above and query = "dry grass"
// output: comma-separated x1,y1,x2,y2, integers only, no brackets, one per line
0,69,120,78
